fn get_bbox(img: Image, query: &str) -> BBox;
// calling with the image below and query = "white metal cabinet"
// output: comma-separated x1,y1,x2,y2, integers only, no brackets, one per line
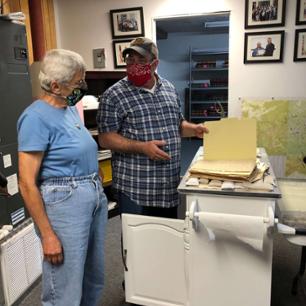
122,148,281,306
122,196,276,306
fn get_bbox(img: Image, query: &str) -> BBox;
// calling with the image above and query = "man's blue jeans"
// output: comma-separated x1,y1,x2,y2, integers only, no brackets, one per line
117,191,177,219
39,173,108,306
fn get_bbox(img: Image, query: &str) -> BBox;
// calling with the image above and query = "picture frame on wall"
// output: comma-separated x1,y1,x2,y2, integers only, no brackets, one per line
296,0,306,25
244,0,286,29
113,39,132,68
294,29,306,61
244,31,285,64
110,7,144,39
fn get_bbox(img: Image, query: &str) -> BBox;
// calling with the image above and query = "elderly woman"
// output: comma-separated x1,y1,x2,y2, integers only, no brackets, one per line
17,49,107,306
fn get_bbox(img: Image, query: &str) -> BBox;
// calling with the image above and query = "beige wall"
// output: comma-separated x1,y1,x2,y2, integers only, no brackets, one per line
53,0,306,117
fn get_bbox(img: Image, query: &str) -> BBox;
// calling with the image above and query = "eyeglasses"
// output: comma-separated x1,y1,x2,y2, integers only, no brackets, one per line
124,55,150,65
65,79,87,89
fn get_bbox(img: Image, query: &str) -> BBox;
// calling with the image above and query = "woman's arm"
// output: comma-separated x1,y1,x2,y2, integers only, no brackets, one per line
18,152,63,265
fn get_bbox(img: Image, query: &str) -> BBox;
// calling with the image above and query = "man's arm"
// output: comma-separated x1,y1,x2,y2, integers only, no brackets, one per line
98,132,171,160
180,120,209,138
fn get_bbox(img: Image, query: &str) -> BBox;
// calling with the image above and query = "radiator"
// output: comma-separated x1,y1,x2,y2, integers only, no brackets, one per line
0,220,42,306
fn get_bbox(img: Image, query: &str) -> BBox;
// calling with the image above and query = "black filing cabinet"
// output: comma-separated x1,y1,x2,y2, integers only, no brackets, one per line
0,19,32,226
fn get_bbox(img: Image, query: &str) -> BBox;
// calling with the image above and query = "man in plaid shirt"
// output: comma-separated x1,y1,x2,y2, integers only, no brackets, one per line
97,37,208,218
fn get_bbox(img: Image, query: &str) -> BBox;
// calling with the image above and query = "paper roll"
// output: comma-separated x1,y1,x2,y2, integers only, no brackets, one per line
196,212,266,251
2,225,13,231
0,229,10,240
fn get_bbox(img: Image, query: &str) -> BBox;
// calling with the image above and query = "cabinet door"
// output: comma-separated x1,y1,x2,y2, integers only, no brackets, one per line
187,195,274,306
122,214,187,306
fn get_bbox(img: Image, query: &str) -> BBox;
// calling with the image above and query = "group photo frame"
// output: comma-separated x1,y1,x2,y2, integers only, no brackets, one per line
294,29,306,61
112,39,132,68
244,30,285,63
110,7,145,39
245,0,286,29
296,0,306,25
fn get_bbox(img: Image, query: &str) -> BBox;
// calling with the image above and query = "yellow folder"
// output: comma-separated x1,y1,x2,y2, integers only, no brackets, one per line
189,118,258,181
204,118,257,161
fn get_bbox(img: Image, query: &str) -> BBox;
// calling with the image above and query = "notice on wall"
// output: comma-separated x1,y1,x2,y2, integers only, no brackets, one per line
3,154,12,168
7,173,19,196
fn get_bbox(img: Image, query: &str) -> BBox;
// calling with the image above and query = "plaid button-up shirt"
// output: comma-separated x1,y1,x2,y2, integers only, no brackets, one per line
96,76,184,208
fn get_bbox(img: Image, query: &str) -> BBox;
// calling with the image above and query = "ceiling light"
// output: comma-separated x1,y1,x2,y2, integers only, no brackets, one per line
204,21,229,28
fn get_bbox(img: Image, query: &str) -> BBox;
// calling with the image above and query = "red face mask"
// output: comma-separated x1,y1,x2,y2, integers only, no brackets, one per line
127,63,152,87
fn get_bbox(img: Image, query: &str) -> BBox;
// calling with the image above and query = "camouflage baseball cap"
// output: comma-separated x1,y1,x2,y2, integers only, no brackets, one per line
122,37,159,60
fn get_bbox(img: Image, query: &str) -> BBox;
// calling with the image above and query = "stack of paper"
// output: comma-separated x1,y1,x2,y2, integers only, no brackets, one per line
189,118,267,182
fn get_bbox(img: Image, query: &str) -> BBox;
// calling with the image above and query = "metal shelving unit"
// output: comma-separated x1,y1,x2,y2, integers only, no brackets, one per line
188,47,229,123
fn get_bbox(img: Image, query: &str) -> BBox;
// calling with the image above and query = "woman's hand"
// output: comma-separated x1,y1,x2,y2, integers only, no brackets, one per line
42,232,64,265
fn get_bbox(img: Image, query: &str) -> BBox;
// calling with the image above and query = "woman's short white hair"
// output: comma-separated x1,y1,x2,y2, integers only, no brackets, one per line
39,49,86,91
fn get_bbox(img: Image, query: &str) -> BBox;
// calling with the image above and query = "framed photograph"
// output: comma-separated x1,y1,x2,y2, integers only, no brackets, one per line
244,31,285,63
113,39,132,68
294,29,306,61
245,0,286,29
110,7,144,39
296,0,306,25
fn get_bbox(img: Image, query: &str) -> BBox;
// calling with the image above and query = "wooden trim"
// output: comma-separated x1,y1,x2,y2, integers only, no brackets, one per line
41,0,57,50
3,0,20,12
28,0,46,61
20,0,33,64
86,71,126,80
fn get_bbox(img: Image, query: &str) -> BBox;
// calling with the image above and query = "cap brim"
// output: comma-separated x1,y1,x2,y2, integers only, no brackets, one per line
122,46,147,59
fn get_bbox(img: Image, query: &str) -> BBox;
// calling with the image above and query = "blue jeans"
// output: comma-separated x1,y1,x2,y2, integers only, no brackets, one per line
117,191,178,219
39,173,108,306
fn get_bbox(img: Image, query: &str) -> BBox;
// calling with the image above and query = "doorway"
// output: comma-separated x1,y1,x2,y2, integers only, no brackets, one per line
154,12,230,174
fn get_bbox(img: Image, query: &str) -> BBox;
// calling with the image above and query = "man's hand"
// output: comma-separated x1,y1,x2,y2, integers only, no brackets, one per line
141,140,171,160
194,124,209,138
42,232,64,265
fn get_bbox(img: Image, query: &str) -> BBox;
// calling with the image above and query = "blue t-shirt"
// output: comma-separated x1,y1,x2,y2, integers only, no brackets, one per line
17,100,98,180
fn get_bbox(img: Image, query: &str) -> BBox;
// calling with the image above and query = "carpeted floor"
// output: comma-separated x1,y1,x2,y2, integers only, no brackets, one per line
17,215,305,306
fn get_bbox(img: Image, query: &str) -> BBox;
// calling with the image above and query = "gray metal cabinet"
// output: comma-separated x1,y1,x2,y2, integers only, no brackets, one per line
0,19,31,226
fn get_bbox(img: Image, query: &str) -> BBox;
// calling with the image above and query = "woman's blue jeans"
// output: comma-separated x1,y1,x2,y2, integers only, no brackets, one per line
39,173,108,306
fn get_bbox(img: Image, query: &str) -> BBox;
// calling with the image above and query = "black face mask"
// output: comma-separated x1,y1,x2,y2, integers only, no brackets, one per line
65,82,88,106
